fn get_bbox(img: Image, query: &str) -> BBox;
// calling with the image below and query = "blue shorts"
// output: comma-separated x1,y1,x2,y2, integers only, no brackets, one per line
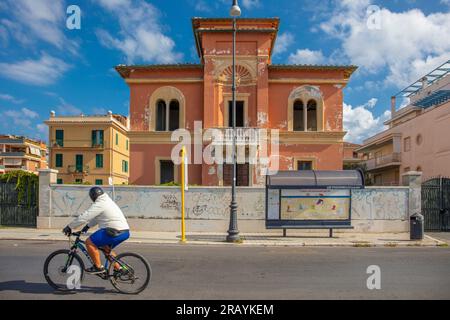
89,228,130,249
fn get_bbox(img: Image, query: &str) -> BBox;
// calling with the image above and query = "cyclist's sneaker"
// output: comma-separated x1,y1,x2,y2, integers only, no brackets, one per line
85,265,106,274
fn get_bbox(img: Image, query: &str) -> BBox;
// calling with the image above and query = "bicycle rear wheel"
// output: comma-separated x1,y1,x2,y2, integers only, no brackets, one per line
43,249,85,291
109,252,151,294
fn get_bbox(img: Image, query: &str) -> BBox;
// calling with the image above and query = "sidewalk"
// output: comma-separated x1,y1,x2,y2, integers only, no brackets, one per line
0,227,447,247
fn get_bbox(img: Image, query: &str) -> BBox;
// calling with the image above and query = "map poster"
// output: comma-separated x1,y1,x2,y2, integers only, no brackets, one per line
280,189,350,220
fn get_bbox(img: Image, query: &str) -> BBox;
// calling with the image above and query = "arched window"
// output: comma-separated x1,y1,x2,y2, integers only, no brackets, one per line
156,100,166,131
293,100,304,131
169,100,180,131
307,100,317,131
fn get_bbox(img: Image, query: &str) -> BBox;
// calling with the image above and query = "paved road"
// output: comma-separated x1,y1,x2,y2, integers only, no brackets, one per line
0,240,449,299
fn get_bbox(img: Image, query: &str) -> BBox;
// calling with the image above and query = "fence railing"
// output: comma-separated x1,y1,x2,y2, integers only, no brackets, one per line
364,153,401,170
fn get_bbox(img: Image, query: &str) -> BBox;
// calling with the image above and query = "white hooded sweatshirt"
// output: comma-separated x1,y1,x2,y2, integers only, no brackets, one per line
68,193,129,231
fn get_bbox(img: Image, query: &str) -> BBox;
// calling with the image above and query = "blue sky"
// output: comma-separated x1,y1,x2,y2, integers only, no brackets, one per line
0,0,449,143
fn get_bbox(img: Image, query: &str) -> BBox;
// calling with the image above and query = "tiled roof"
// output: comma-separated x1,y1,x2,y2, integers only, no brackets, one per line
115,63,203,78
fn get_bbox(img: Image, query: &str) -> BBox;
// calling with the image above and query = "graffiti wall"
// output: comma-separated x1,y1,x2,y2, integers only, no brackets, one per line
50,186,265,220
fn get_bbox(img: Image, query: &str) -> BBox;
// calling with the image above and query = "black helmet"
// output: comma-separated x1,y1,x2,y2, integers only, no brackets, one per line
89,187,104,202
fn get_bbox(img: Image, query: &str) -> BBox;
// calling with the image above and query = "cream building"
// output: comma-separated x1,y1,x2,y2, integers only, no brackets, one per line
356,60,450,185
45,111,130,185
0,135,48,174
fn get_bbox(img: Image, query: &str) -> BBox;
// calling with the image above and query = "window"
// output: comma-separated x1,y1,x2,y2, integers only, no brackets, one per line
169,100,180,131
126,139,129,151
156,100,167,131
293,100,304,131
404,137,411,152
95,154,103,168
115,133,119,146
374,174,383,185
416,134,423,145
223,163,249,186
122,160,128,173
75,179,83,184
160,160,174,184
55,154,63,168
55,130,64,147
228,101,244,127
297,161,313,170
91,130,104,147
75,154,83,172
95,179,103,185
307,100,317,131
57,178,63,185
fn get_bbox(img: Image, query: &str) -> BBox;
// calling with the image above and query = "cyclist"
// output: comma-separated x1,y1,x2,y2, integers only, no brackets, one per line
62,187,130,274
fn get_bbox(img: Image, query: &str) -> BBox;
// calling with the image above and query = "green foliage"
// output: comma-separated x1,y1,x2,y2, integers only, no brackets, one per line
343,162,373,186
0,170,38,205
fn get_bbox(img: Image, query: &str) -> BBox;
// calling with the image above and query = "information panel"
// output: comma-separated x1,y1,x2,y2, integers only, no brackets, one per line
279,189,350,221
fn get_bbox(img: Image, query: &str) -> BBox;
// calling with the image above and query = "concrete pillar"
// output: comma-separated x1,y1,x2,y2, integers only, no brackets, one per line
37,169,58,228
402,171,422,218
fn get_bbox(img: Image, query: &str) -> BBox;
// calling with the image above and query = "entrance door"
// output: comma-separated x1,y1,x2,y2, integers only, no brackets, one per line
422,177,450,231
223,163,249,186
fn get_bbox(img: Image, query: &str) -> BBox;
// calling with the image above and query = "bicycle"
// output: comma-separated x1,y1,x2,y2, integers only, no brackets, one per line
43,230,151,294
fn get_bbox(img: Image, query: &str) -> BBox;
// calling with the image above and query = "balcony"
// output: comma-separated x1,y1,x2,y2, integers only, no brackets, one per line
364,153,402,171
50,140,104,149
0,151,26,157
205,127,265,145
67,165,90,174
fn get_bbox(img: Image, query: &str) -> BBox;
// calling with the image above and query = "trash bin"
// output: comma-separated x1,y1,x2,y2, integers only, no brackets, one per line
410,212,424,240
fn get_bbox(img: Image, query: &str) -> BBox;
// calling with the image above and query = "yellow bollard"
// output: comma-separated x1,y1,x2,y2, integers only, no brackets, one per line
180,146,187,243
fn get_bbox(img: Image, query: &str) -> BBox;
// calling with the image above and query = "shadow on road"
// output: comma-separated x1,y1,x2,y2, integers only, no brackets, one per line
0,280,118,295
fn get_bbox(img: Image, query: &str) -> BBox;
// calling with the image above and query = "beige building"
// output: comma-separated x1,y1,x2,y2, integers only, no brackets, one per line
0,135,48,174
342,142,363,168
356,60,450,185
45,111,130,185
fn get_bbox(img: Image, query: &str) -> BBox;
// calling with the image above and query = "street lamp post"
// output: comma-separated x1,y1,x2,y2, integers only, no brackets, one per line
227,0,241,242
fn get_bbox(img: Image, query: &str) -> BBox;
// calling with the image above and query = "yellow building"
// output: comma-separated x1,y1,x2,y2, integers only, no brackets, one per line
45,111,130,185
0,134,48,173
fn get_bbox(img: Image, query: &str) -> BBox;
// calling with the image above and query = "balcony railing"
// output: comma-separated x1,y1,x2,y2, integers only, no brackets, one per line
67,165,90,174
0,151,26,157
364,153,401,170
205,127,265,145
50,140,104,149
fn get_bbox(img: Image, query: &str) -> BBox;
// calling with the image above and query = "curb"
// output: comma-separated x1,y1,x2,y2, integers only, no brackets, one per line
0,236,445,247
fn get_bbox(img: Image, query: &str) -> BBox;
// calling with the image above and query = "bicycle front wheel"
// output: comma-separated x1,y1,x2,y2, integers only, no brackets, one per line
109,252,151,294
43,249,85,291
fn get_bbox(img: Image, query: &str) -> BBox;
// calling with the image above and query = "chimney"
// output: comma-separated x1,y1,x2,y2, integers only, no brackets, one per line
391,96,396,117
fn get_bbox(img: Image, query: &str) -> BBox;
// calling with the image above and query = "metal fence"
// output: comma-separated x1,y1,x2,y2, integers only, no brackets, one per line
422,177,450,231
0,179,38,227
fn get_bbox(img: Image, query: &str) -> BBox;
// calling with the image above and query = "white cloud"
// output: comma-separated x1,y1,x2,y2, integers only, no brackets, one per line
319,1,450,88
0,0,78,53
55,97,82,115
3,107,40,128
273,32,294,55
0,93,24,104
0,53,71,86
288,49,326,65
21,107,39,119
95,0,183,64
194,0,212,12
241,0,260,9
343,99,391,143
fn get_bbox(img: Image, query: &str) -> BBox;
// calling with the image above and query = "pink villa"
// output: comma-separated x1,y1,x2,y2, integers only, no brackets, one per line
115,18,357,186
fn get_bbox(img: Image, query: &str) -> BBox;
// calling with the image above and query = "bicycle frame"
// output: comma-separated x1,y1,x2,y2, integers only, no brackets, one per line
66,232,131,278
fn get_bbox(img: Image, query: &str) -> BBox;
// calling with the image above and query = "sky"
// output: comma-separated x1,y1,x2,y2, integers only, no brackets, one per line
0,0,449,144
